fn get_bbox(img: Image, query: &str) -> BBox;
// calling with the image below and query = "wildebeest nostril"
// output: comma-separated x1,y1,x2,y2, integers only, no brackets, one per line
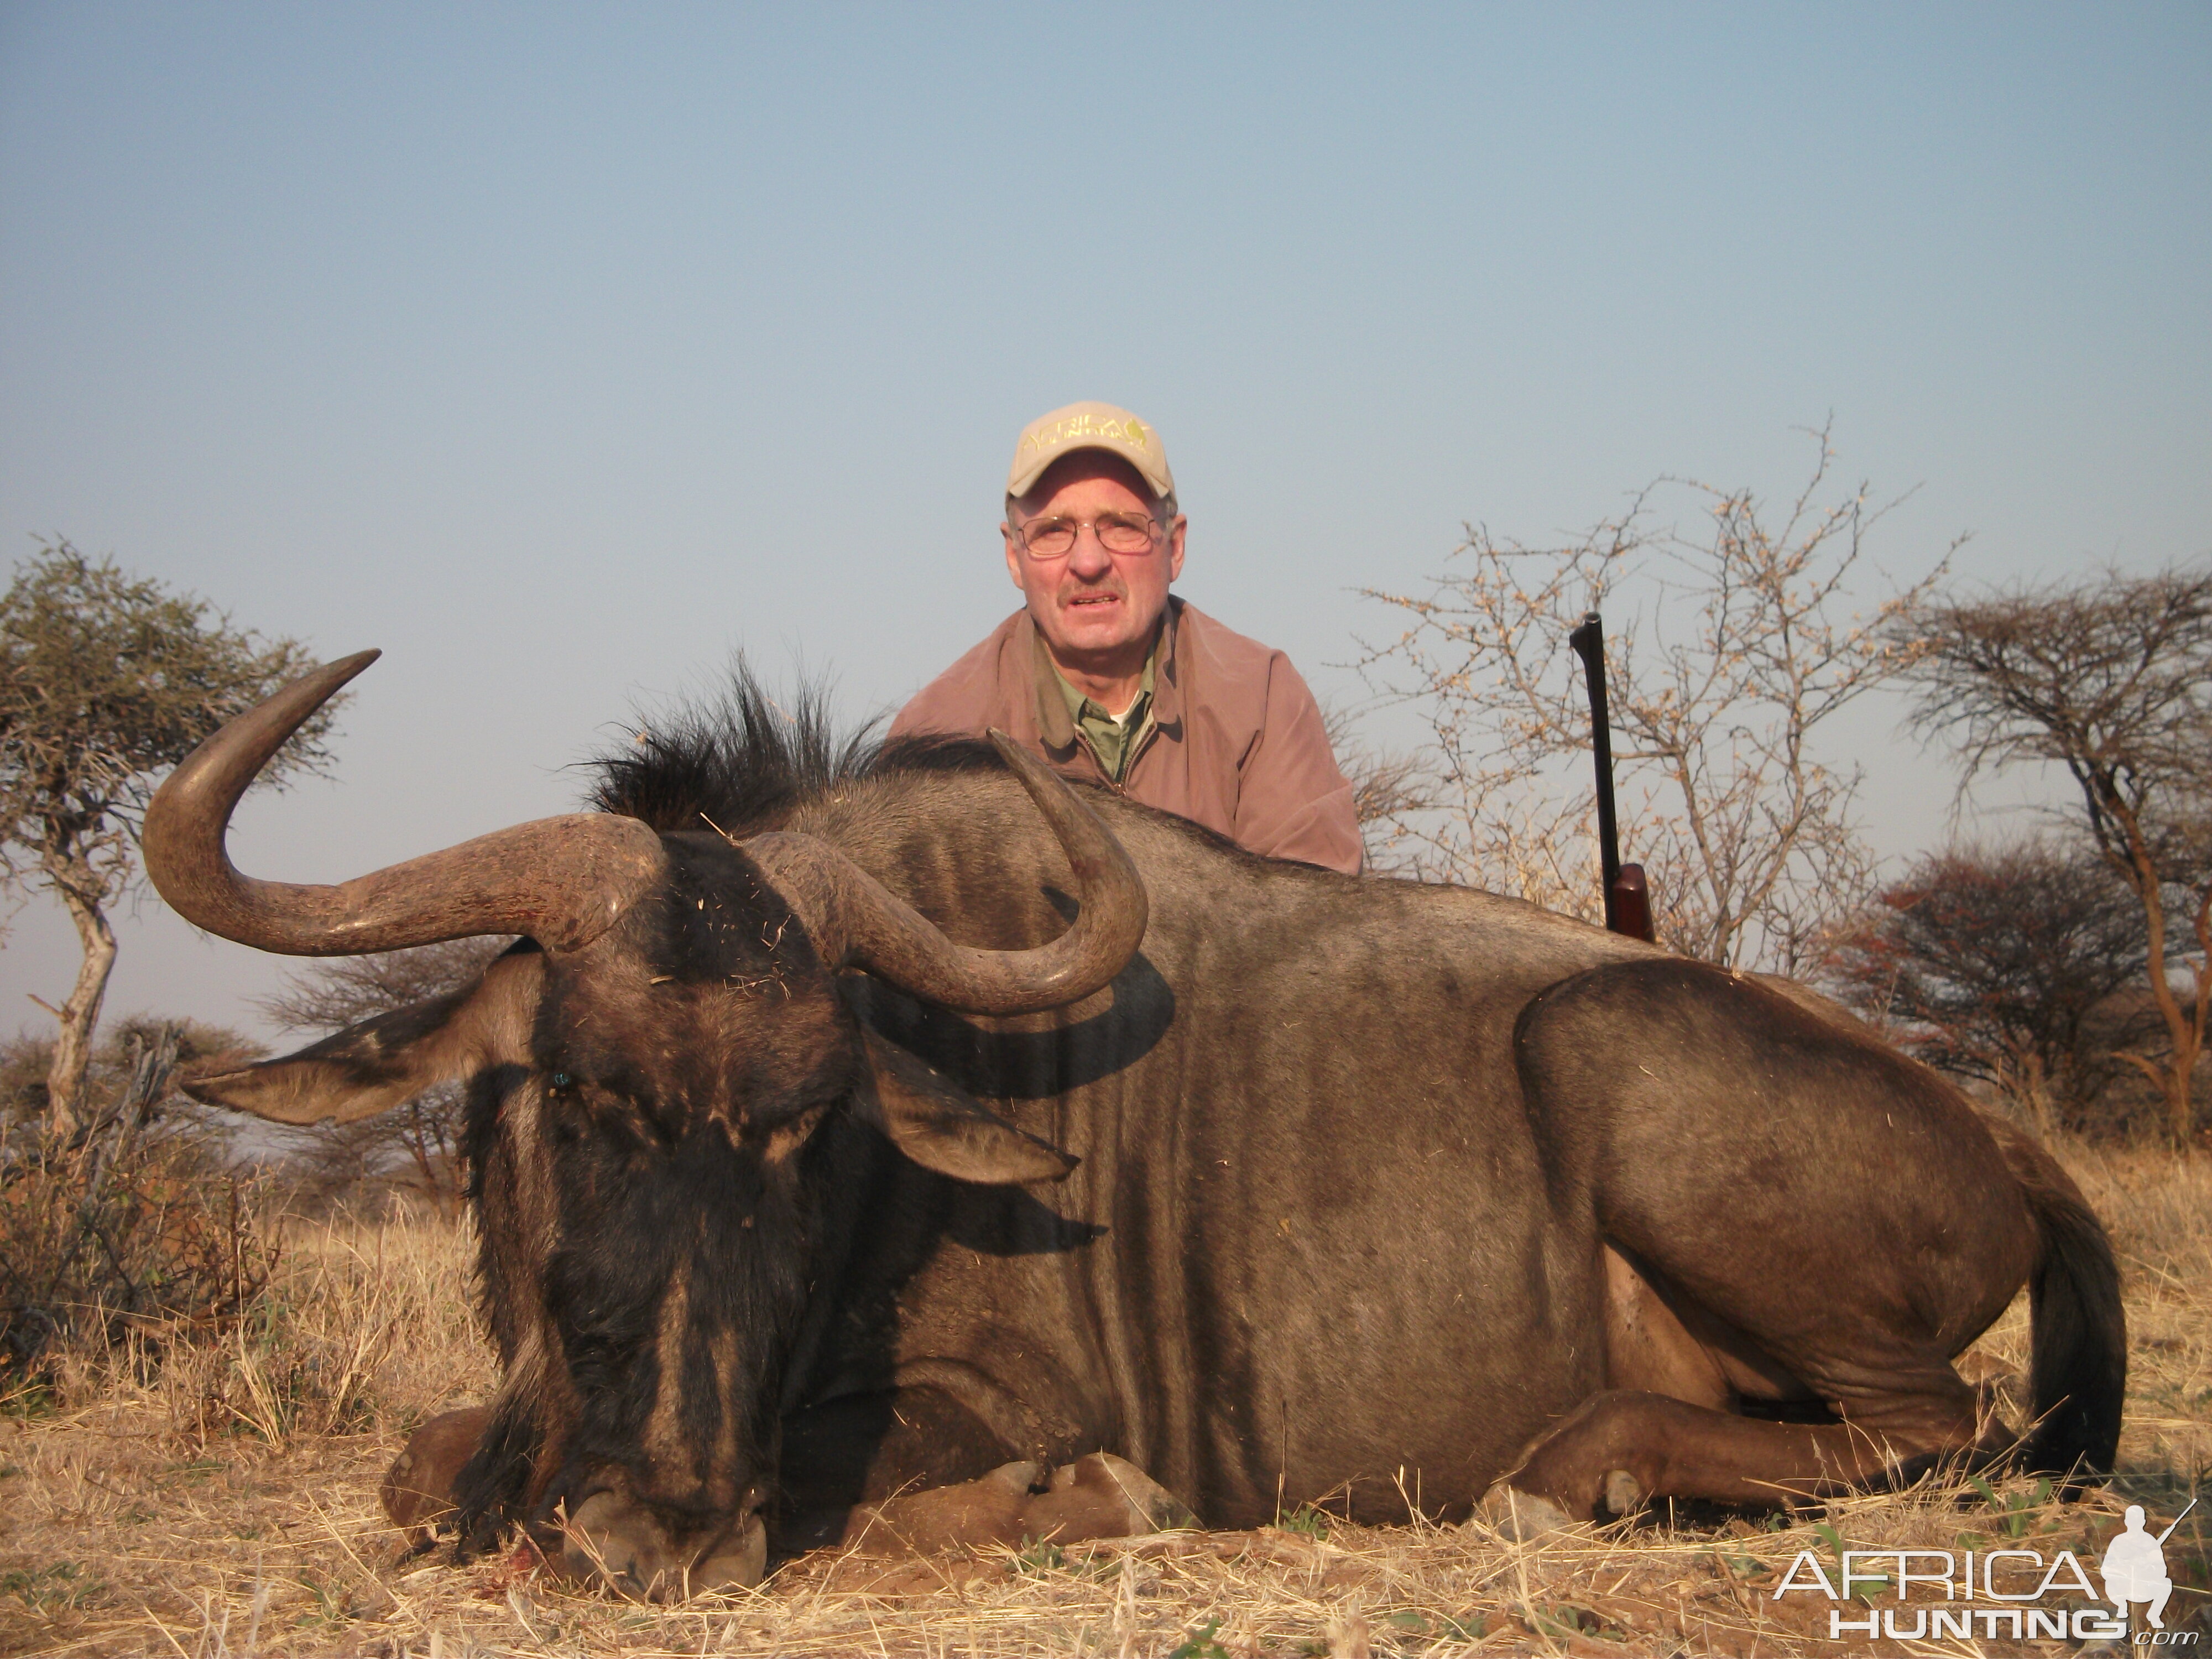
549,1483,774,1600
688,1510,769,1596
557,1489,653,1592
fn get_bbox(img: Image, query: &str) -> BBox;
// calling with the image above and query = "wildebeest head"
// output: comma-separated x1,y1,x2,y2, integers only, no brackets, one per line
143,653,1147,1595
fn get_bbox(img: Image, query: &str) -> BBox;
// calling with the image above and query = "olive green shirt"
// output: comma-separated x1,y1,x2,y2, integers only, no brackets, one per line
1048,638,1159,785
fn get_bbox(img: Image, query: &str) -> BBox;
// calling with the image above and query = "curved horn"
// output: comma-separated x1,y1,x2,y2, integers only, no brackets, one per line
743,732,1146,1015
143,651,665,956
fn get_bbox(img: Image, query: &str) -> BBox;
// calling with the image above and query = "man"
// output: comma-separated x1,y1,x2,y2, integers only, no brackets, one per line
891,402,1363,874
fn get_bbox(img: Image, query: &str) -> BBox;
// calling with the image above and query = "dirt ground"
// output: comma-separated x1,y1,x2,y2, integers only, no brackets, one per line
3,1142,2206,1657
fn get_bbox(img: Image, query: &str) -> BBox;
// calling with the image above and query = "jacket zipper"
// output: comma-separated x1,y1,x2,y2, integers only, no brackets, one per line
1072,731,1126,795
1077,712,1160,797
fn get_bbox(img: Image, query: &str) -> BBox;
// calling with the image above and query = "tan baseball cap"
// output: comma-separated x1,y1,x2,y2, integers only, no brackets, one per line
1006,401,1175,501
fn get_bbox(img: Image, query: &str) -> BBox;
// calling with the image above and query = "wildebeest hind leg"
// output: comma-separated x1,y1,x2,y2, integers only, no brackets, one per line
1507,959,2043,1524
1501,1380,1987,1522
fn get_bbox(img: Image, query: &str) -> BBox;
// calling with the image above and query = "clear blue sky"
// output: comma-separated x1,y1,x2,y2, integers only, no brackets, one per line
3,4,2208,1041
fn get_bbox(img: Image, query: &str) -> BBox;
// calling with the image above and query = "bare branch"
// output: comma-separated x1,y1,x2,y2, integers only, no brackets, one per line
1353,431,1948,973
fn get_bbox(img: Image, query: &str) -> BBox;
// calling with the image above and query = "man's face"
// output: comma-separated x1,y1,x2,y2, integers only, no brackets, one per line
1003,453,1186,665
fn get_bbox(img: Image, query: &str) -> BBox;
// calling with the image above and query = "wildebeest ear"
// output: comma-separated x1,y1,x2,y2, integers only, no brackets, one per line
851,1028,1078,1185
181,950,544,1126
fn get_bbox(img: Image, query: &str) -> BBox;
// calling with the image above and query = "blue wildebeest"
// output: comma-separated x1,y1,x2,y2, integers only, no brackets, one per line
144,653,2123,1597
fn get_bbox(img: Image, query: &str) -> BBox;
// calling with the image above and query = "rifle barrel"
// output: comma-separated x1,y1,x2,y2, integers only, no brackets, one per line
1567,612,1623,930
2156,1497,2198,1545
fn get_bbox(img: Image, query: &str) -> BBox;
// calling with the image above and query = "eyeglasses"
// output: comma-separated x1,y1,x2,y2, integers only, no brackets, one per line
1011,513,1164,560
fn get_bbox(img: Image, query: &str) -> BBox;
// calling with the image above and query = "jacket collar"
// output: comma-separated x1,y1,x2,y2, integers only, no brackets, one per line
1153,596,1184,731
1026,612,1077,748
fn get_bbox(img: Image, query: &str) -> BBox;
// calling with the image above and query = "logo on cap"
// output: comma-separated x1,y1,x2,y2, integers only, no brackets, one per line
1008,402,1173,499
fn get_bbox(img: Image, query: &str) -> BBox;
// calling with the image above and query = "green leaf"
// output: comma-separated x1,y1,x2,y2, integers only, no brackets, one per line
1166,1618,1229,1659
1279,1505,1332,1540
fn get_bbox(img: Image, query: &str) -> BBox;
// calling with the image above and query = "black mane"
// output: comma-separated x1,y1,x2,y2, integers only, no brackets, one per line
583,660,1001,837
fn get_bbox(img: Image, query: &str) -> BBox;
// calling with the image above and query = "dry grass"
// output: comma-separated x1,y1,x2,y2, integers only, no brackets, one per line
2,1145,2206,1657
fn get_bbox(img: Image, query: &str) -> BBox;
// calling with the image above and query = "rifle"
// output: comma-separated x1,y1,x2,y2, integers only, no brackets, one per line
1566,611,1656,943
2156,1497,2198,1546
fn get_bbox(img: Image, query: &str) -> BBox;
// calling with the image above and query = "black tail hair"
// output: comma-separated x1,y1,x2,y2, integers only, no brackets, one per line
2001,1134,2127,1491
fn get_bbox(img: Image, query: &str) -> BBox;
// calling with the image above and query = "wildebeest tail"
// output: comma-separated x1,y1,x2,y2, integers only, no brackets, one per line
1990,1120,2126,1488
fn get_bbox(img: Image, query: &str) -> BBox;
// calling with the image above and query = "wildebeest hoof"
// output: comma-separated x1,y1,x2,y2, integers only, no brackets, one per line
1472,1484,1576,1541
982,1459,1045,1495
839,1454,1195,1556
1082,1453,1198,1532
1601,1468,1646,1519
682,1520,769,1596
1034,1453,1197,1537
380,1405,491,1550
838,1459,1040,1554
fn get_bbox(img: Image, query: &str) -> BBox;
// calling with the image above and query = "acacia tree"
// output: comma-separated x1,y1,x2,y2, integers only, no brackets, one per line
1898,565,2212,1146
0,542,335,1140
1822,842,2153,1135
1358,430,1953,973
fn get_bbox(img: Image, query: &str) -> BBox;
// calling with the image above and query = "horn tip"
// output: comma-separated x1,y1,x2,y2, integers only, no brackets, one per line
290,648,382,702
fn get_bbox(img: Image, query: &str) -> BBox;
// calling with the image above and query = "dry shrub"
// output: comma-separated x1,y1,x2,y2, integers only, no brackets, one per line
0,1126,280,1399
0,1016,262,1134
0,1018,278,1395
1,1146,2204,1657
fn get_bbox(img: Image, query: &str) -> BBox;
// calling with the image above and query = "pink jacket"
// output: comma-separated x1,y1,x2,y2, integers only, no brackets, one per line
889,599,1363,875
